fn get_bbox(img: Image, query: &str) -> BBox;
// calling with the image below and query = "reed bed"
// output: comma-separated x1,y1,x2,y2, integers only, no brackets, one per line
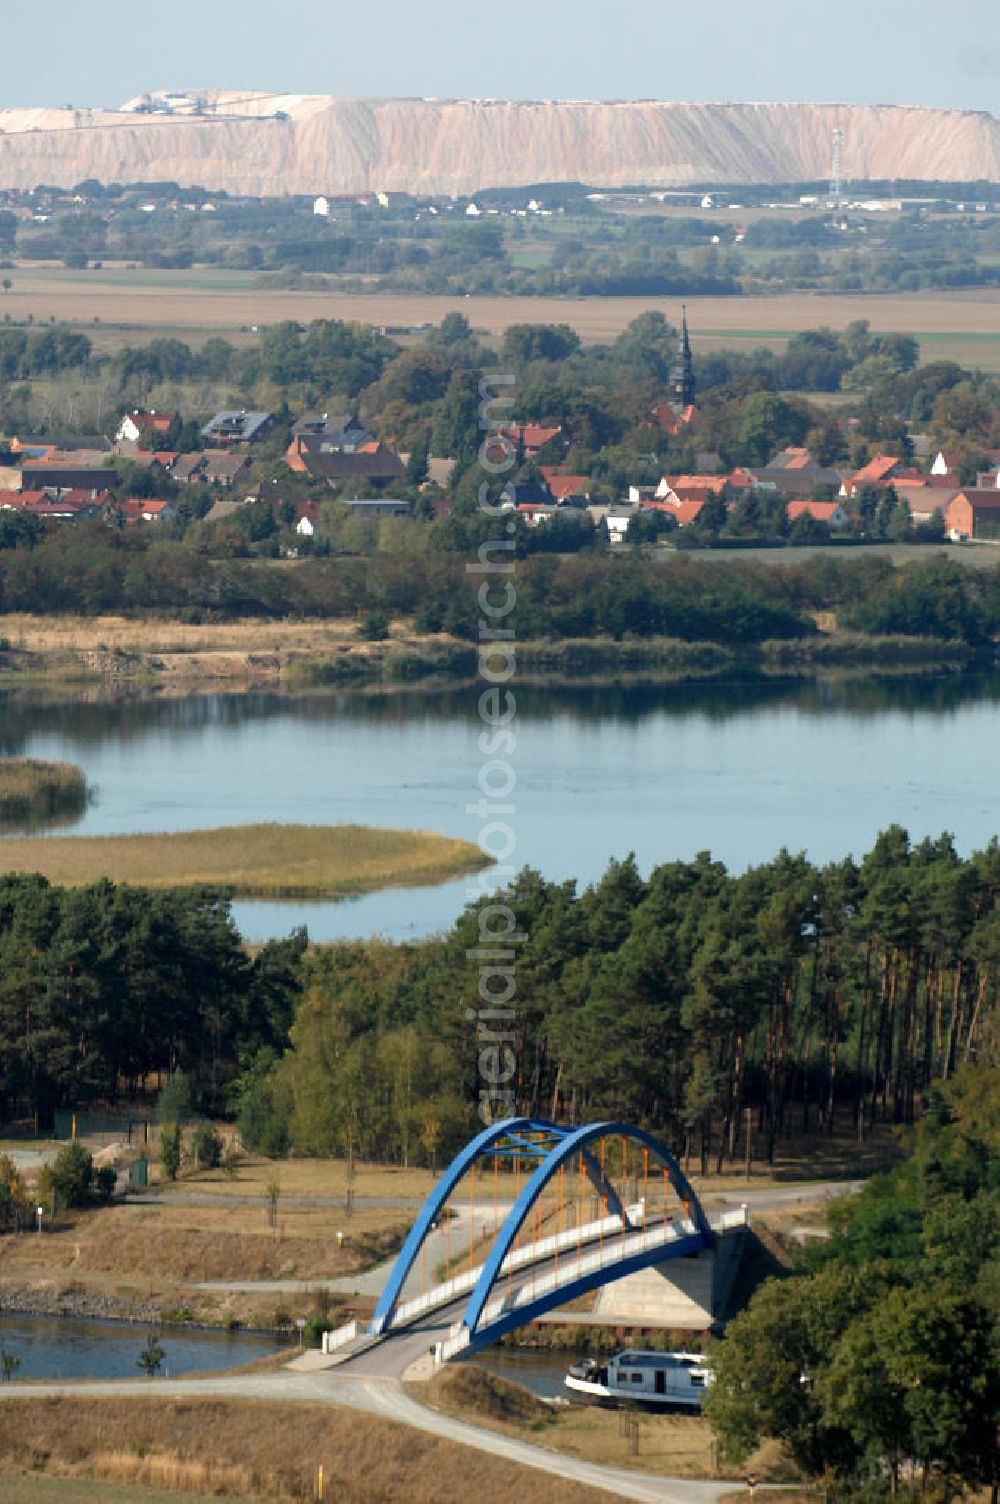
0,823,487,897
0,758,88,829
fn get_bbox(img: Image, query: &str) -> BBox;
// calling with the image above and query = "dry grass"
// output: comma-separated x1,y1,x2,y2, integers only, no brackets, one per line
0,758,87,828
0,822,487,897
0,1476,261,1504
158,1154,441,1204
420,1366,796,1483
0,614,364,657
0,1199,404,1285
0,1396,624,1504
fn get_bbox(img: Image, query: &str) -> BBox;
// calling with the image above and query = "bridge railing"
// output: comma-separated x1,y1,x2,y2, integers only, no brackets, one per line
385,1200,645,1331
321,1319,359,1354
435,1206,747,1363
477,1216,697,1332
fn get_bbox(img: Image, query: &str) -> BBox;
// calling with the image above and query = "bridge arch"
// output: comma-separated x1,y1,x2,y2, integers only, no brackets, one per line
371,1116,628,1334
371,1117,711,1339
461,1120,712,1336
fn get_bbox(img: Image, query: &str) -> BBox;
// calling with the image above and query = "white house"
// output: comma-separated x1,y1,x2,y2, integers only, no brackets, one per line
313,196,330,217
295,514,316,537
604,505,637,543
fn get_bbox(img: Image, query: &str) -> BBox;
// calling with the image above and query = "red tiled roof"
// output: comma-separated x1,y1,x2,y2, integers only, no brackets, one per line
59,488,113,505
662,474,727,494
787,500,844,522
670,498,708,526
849,455,902,488
543,473,589,501
0,490,47,508
127,411,175,432
521,423,562,450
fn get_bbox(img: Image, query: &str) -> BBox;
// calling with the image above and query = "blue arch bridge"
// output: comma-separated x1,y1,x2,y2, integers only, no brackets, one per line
322,1119,748,1374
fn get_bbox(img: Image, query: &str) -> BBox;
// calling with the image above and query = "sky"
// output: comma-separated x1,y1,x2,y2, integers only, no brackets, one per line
3,0,999,113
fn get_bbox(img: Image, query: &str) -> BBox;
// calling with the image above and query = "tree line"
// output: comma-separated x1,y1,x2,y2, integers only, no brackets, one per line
706,1062,999,1500
1,528,997,650
0,874,305,1122
245,828,1000,1173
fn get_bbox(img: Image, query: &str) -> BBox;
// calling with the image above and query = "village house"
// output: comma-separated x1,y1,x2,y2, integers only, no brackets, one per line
115,409,176,450
515,501,559,526
294,501,319,537
0,490,49,511
121,498,174,523
10,433,111,456
757,445,846,494
889,480,957,524
539,467,591,502
601,505,638,542
786,499,850,527
285,435,405,489
2,491,104,521
498,423,563,459
20,456,118,494
172,451,252,486
943,489,1000,541
200,410,275,446
291,412,373,449
126,450,180,472
841,454,906,496
656,473,728,505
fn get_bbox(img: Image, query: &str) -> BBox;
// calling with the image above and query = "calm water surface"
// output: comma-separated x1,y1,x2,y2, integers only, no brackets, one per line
0,1312,282,1380
2,675,999,941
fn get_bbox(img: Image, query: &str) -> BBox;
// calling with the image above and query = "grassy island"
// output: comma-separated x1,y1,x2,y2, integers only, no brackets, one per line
0,757,89,828
0,822,488,897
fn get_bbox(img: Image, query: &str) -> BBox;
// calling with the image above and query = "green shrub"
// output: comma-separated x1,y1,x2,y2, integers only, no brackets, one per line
49,1143,94,1207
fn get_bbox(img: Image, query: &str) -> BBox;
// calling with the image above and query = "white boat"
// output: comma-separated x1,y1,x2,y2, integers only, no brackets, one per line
564,1349,712,1409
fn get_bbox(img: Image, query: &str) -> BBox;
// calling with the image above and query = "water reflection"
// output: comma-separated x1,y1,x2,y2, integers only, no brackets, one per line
0,1312,281,1381
1,673,999,942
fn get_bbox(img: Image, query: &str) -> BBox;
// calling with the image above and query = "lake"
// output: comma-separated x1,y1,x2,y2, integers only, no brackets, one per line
1,673,999,941
0,1311,282,1380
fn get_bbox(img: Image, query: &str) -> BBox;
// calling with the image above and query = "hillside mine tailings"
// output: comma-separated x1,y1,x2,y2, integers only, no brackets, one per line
0,93,998,197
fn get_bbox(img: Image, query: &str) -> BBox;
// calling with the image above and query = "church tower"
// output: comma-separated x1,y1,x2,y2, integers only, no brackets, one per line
670,306,696,413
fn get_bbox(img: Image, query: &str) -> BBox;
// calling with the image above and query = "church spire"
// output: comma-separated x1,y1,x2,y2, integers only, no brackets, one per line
670,305,696,412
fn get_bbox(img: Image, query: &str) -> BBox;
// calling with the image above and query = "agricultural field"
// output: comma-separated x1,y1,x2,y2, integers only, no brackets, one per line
5,265,1000,366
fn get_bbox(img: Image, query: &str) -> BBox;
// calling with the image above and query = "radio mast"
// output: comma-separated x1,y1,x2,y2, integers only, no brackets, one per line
829,126,844,208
